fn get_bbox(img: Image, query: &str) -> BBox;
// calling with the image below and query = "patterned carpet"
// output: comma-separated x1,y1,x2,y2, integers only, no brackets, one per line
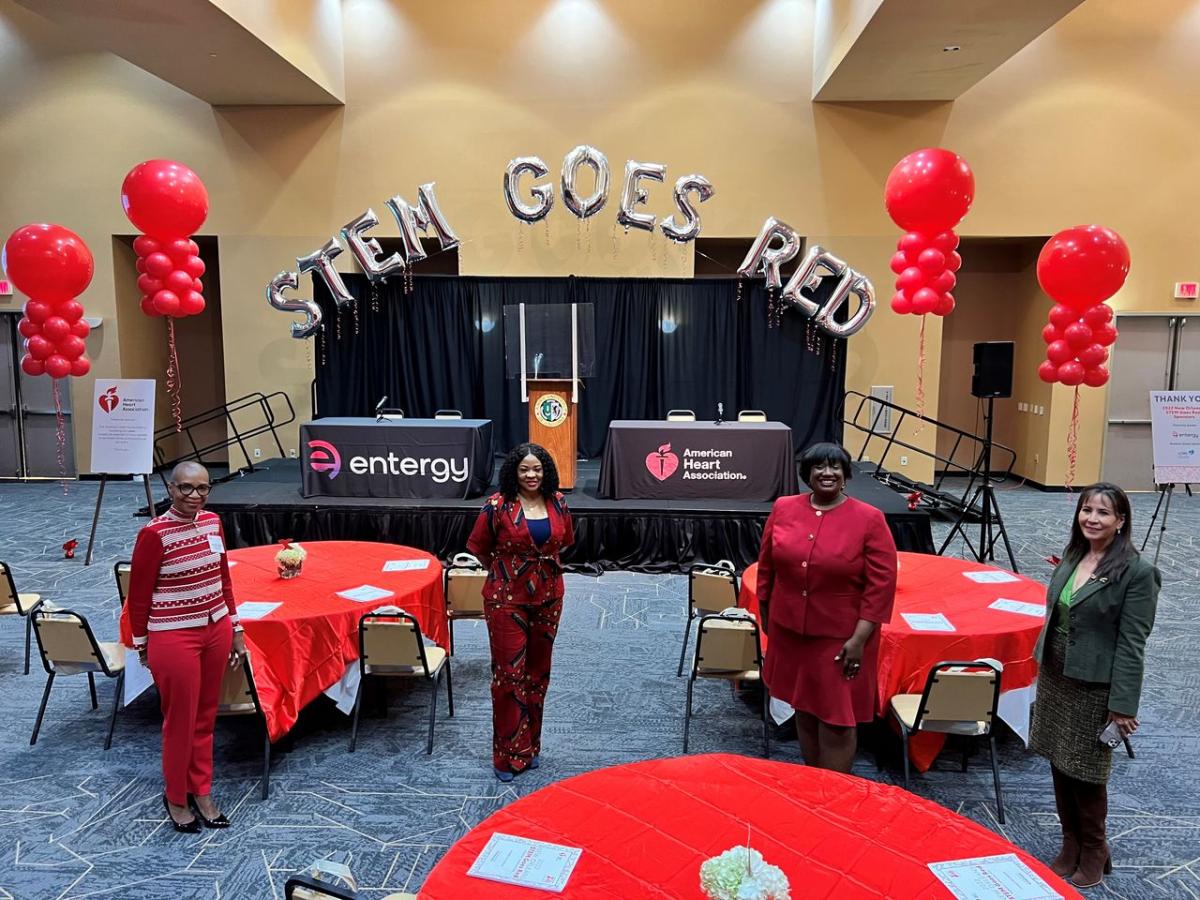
0,478,1195,899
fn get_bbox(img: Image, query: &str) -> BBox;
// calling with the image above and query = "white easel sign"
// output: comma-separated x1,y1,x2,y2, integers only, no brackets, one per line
90,379,156,474
1149,391,1200,485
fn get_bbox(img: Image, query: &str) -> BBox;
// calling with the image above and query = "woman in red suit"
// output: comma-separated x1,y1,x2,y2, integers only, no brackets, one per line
757,442,897,773
467,443,574,782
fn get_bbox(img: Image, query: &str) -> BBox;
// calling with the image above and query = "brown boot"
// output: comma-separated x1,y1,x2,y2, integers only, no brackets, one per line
1048,767,1080,878
1070,780,1113,888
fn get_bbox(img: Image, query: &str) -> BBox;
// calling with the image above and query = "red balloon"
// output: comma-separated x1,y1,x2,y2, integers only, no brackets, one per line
135,257,147,274
1037,225,1130,311
889,251,909,275
145,252,173,277
1083,365,1110,388
133,235,160,257
1041,323,1061,344
70,319,91,339
2,223,94,301
1038,360,1059,384
917,248,946,274
165,238,193,262
187,239,200,256
1064,321,1093,349
17,318,40,339
1093,323,1118,347
890,291,913,315
946,250,963,273
1057,360,1085,386
884,148,975,233
42,316,70,341
166,269,194,294
1048,303,1078,330
934,293,955,316
1083,303,1114,327
56,300,84,322
139,296,161,317
181,291,206,316
1077,343,1108,368
912,287,940,315
24,300,52,323
930,269,956,294
932,231,959,253
121,159,209,236
20,355,45,377
897,266,926,293
184,255,206,278
898,232,930,257
26,335,54,360
58,335,86,360
70,357,91,377
44,355,71,379
191,277,204,293
1047,339,1074,365
152,289,181,316
137,274,163,296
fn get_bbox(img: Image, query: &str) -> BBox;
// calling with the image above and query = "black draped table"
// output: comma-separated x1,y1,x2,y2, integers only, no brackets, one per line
300,417,494,499
598,420,798,501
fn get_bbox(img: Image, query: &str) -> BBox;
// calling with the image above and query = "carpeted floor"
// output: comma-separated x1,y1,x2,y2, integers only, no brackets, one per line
0,477,1195,899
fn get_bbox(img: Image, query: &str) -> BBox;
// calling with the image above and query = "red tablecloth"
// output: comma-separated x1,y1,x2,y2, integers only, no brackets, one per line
419,754,1078,899
121,541,446,741
738,553,1046,770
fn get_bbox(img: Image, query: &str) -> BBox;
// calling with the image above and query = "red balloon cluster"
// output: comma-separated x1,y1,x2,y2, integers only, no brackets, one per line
121,159,209,318
884,148,975,318
2,224,94,379
1036,226,1130,388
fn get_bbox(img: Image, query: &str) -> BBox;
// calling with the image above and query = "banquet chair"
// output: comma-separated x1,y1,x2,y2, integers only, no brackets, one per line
1,560,47,674
677,561,738,676
351,611,453,754
434,409,463,419
284,874,416,900
444,552,487,655
737,410,767,422
684,611,768,757
217,655,272,800
114,561,132,606
888,659,1005,823
666,409,696,421
28,608,125,750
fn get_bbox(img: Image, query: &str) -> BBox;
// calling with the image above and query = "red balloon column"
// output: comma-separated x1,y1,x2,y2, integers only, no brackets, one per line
1036,225,1129,486
121,159,209,431
2,223,95,480
885,148,975,417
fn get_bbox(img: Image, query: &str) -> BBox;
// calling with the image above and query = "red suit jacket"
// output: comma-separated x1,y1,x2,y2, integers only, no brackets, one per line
757,495,897,639
467,492,574,603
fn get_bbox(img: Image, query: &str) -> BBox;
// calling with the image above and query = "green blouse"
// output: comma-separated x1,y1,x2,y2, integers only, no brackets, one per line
1055,566,1077,634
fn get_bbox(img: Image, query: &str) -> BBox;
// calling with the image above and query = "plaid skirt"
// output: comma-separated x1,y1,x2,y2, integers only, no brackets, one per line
1029,626,1113,784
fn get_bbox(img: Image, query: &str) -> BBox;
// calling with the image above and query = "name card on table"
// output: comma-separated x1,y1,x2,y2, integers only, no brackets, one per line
901,612,956,632
382,559,431,572
989,599,1045,618
467,832,582,893
338,585,395,603
237,602,282,620
963,570,1020,584
928,853,1061,899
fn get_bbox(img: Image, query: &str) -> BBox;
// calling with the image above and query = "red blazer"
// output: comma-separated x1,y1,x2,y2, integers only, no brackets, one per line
466,492,574,603
757,494,897,639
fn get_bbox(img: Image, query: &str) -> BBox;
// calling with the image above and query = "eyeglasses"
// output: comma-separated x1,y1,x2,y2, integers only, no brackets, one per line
174,483,212,497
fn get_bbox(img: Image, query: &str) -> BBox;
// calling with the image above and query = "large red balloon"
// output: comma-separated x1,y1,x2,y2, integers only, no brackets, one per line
884,148,975,233
1037,225,1130,312
2,224,94,301
121,159,209,237
1038,360,1059,384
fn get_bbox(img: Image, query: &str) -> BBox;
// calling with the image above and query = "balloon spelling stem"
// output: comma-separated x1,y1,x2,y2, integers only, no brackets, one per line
53,378,68,493
166,317,183,433
914,315,927,431
1066,386,1080,490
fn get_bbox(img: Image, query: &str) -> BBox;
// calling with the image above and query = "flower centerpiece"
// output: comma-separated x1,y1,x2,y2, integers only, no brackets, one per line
275,540,307,579
700,846,790,900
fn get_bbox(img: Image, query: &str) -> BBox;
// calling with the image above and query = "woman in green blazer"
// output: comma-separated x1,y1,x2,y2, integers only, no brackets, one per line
1029,482,1159,889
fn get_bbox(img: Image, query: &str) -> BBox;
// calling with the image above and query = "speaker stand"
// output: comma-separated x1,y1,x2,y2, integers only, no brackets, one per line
938,396,1018,572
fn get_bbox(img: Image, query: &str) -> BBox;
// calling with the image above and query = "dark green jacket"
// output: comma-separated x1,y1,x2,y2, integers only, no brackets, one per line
1033,553,1160,717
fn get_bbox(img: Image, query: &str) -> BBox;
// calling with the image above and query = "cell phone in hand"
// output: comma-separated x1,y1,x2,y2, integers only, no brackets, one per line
1098,720,1123,748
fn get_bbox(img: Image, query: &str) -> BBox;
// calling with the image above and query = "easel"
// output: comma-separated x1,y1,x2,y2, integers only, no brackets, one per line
85,473,156,566
1141,482,1192,567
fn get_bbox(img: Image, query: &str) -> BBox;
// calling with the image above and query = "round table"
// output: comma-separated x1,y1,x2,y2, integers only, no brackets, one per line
738,552,1047,770
122,541,446,740
419,754,1079,899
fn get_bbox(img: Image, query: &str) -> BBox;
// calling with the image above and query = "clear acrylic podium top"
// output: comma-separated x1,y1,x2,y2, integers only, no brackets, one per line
503,303,596,379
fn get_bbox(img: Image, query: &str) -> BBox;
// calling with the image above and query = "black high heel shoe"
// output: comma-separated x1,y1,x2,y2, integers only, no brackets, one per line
163,794,201,834
187,793,232,829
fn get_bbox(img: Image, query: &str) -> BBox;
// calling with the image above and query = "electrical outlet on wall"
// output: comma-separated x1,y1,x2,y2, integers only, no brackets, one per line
1034,453,1040,466
289,448,298,458
900,455,909,466
253,448,262,458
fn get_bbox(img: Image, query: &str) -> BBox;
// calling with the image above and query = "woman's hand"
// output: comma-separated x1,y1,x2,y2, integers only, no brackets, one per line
1108,711,1138,737
229,632,247,668
137,646,149,670
834,637,865,679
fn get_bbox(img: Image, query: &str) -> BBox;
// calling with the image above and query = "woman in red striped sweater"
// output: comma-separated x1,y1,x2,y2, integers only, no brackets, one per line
127,461,246,832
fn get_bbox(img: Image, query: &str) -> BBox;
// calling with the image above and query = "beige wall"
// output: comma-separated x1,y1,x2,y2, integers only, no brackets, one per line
1,0,1197,482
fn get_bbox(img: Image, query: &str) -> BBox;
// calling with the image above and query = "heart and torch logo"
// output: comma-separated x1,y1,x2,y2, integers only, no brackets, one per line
645,443,680,481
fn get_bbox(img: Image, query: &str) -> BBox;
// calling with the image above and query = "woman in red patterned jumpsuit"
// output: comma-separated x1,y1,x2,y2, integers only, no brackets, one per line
468,443,574,782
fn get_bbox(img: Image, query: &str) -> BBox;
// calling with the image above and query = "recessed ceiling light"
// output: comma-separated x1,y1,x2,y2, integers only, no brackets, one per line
943,45,961,52
209,52,218,58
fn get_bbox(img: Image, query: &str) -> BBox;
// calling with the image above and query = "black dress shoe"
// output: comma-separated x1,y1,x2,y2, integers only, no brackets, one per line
188,793,232,829
163,794,201,834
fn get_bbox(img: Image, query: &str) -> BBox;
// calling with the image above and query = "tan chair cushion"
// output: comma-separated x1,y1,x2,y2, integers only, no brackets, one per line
697,668,761,682
890,693,988,735
368,645,447,677
98,642,126,672
382,893,418,900
16,593,42,614
0,602,18,616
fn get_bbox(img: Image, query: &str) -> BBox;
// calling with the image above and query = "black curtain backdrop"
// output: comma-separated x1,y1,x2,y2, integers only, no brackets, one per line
313,275,845,459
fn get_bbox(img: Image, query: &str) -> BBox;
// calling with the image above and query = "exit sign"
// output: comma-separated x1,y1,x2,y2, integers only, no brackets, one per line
1175,281,1199,299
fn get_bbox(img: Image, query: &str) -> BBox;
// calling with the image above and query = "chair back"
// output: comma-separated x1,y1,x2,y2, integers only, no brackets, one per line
667,409,696,422
218,657,262,715
915,661,1001,730
360,612,430,675
695,613,762,675
0,562,35,613
114,561,132,604
689,563,737,615
434,409,463,420
445,553,487,616
32,609,109,674
737,410,767,422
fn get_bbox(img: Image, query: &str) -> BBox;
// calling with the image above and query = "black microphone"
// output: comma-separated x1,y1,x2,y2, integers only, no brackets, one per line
375,395,388,421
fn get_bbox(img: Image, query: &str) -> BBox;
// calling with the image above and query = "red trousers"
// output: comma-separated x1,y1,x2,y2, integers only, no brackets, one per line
147,617,233,806
485,595,563,772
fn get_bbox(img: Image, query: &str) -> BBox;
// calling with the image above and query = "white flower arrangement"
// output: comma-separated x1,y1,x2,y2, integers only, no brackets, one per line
699,846,790,900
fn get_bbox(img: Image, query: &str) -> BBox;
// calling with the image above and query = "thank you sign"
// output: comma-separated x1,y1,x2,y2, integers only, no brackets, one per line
1149,391,1200,484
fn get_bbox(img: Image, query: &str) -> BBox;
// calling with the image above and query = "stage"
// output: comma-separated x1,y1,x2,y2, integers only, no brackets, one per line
206,458,933,573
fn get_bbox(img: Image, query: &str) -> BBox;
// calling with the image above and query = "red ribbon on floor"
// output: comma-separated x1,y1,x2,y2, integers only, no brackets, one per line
1065,386,1081,490
166,317,183,433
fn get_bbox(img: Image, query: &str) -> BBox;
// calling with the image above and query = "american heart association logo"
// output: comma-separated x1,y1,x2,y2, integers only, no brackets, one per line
645,443,679,481
98,387,119,414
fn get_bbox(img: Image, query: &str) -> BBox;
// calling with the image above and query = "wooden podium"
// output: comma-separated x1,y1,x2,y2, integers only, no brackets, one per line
528,379,578,489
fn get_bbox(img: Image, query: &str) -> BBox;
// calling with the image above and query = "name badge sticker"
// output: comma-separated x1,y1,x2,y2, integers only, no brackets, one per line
208,534,226,555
